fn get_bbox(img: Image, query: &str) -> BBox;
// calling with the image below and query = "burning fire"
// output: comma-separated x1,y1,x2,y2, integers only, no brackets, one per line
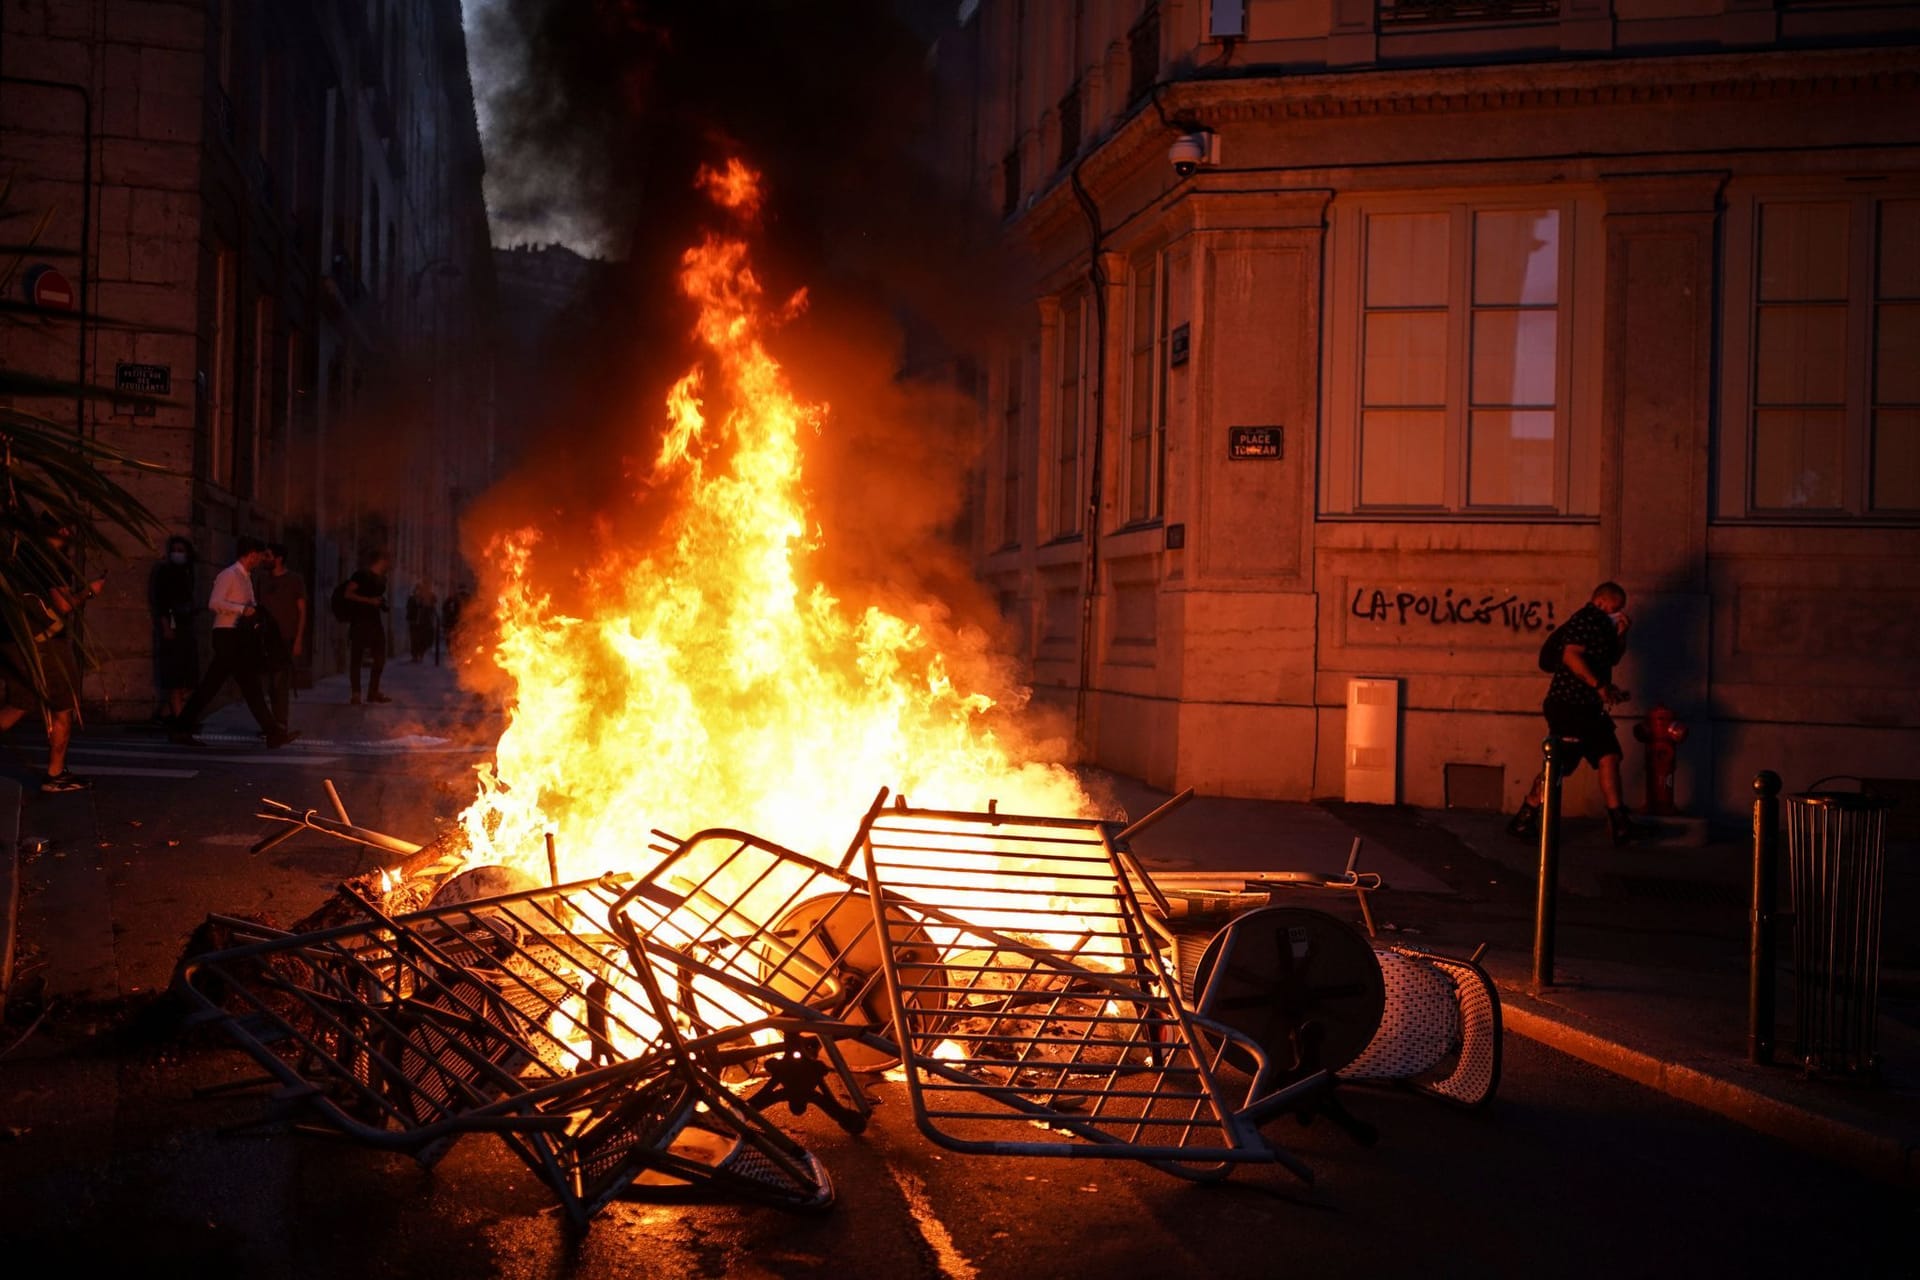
460,160,1089,879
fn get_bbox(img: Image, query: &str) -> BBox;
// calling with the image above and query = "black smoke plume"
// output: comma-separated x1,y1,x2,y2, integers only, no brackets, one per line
466,0,1020,633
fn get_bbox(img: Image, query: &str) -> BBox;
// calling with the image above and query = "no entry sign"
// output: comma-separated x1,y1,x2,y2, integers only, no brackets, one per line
24,265,75,311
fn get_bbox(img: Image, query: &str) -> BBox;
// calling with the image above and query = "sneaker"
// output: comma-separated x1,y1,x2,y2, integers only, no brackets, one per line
1608,806,1657,846
40,772,92,793
366,692,392,704
265,729,302,749
1505,802,1541,841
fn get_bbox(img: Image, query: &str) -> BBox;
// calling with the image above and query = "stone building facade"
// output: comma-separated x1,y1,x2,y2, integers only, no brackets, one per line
0,0,497,713
942,0,1920,819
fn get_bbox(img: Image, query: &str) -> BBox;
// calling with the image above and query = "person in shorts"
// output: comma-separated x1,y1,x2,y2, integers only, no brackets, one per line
1506,581,1652,846
0,517,106,792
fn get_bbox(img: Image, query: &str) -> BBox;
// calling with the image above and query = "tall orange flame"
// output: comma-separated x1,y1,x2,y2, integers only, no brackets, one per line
461,161,1089,879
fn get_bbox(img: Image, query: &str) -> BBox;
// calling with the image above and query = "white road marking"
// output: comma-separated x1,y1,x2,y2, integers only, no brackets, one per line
67,746,341,767
885,1167,978,1280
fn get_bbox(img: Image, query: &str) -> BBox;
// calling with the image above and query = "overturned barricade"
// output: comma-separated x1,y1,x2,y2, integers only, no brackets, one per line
174,784,1501,1226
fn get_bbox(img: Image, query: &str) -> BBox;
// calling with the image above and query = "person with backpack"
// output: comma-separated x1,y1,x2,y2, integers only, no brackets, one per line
1506,581,1652,847
341,553,392,705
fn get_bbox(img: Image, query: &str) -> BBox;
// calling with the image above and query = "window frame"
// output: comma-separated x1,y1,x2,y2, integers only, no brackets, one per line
1717,182,1920,524
1321,188,1602,520
1051,290,1089,540
998,350,1024,550
1122,251,1166,526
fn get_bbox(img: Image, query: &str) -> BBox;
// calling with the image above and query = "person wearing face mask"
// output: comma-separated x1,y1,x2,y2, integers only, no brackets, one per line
148,535,200,721
1507,581,1654,847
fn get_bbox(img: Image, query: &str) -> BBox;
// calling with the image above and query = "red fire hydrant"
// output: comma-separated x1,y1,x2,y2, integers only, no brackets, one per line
1632,704,1688,815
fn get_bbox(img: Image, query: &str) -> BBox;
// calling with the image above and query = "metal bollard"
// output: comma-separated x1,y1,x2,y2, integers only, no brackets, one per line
1749,771,1781,1064
1532,736,1565,992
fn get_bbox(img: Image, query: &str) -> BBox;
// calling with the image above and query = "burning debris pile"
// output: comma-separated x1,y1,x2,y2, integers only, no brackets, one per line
171,160,1498,1224
172,785,1500,1226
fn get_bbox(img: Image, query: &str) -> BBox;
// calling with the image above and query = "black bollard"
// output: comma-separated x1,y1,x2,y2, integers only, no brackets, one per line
1749,771,1782,1064
1532,736,1565,992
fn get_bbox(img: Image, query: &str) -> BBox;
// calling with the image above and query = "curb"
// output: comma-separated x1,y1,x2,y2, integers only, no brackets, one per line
1499,992,1914,1185
0,777,21,1009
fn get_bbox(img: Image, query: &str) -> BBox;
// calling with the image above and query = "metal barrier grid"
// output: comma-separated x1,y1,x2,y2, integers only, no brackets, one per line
857,798,1322,1181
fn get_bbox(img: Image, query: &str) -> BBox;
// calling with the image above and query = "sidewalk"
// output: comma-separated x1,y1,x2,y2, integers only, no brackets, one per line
1152,791,1920,1185
0,659,496,1016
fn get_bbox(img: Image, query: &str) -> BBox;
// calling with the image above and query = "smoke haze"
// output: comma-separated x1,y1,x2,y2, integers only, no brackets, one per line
463,0,1027,653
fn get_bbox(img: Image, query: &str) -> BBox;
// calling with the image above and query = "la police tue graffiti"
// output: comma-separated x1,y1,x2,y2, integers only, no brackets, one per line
1350,586,1558,632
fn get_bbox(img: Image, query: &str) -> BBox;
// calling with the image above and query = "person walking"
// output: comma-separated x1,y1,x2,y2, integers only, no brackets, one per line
167,536,298,748
255,542,308,732
406,582,437,663
440,589,464,666
1506,581,1651,846
148,534,199,721
0,515,107,792
346,553,391,705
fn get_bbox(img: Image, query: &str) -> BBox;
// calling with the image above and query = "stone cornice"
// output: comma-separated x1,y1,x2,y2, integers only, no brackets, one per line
1164,46,1920,127
1011,45,1920,247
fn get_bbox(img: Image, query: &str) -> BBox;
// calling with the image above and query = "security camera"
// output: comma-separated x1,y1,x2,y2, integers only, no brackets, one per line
1168,130,1219,178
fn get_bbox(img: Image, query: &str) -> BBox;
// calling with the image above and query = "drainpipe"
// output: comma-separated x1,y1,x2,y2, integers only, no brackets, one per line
1068,159,1106,753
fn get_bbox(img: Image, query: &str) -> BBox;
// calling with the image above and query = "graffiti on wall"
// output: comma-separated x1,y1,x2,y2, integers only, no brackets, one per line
1350,587,1559,633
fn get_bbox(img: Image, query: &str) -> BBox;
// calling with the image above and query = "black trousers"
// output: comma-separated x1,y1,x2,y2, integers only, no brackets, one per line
267,638,295,728
179,628,280,735
349,621,386,696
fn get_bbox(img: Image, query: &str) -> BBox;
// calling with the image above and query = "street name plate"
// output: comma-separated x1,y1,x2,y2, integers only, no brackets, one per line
115,362,171,395
1228,426,1282,459
113,362,170,417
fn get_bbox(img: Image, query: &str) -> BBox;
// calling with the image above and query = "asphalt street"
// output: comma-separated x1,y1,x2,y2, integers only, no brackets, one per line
0,665,1908,1277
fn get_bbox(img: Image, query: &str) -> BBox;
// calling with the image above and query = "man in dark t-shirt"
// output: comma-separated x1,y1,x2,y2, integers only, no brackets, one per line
256,542,308,729
1507,581,1651,846
345,554,391,705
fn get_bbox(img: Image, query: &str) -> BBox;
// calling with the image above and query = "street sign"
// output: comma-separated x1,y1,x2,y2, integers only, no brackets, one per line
115,363,172,396
1169,322,1190,367
24,265,75,310
113,362,171,417
1228,426,1282,460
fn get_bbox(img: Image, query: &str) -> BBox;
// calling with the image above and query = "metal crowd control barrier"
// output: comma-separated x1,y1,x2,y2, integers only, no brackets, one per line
855,794,1332,1183
178,785,1509,1223
173,874,834,1224
1785,788,1892,1077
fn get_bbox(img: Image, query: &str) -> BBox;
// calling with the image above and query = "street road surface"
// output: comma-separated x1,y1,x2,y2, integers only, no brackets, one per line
0,666,1906,1277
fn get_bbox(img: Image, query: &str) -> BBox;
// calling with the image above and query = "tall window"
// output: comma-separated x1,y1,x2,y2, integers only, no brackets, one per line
1125,255,1162,523
1324,194,1595,516
209,246,237,489
1001,353,1023,548
1721,192,1920,518
251,295,274,500
1128,3,1160,105
1056,81,1081,171
1054,293,1087,537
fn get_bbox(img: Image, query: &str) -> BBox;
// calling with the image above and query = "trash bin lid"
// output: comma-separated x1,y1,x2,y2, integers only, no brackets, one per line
1790,791,1892,812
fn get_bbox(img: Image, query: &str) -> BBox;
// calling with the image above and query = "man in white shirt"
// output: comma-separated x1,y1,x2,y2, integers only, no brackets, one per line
167,536,299,748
